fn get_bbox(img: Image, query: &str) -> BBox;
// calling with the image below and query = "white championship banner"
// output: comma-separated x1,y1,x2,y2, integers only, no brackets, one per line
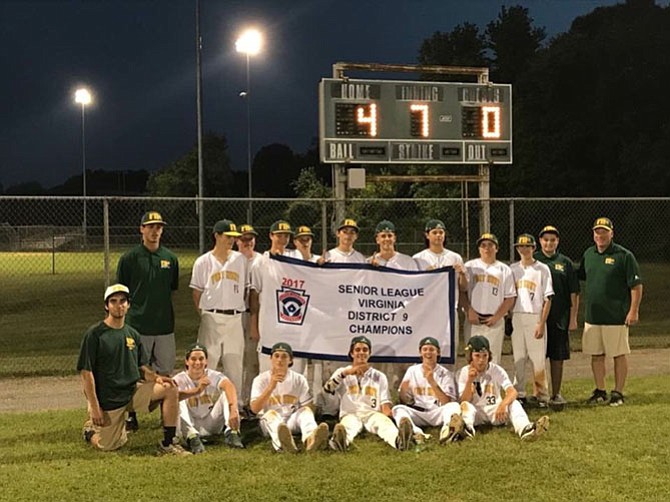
258,255,456,363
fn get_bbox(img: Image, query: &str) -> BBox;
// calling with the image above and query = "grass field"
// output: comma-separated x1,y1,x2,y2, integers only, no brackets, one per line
1,251,669,377
0,376,668,501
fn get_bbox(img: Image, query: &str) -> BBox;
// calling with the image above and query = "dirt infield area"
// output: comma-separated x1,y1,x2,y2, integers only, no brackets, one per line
0,349,668,413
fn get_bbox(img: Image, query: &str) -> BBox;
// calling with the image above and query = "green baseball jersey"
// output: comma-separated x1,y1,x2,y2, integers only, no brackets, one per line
116,244,179,336
77,321,147,411
578,242,642,325
534,250,580,331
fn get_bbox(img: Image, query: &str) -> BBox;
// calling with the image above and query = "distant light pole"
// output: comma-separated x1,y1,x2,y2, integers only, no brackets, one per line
236,28,262,224
74,88,92,247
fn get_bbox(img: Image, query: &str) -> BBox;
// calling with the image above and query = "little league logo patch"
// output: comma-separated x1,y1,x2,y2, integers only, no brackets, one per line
276,287,310,326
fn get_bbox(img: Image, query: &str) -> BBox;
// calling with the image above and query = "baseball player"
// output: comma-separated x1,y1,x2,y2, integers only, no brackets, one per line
367,220,418,270
174,343,244,453
249,220,306,374
290,225,321,263
323,336,414,452
322,218,366,264
189,220,247,398
456,336,550,440
510,234,554,406
78,284,190,455
250,342,329,453
116,211,179,431
236,224,262,414
534,225,580,409
462,233,517,364
413,218,468,366
578,217,643,407
391,337,462,444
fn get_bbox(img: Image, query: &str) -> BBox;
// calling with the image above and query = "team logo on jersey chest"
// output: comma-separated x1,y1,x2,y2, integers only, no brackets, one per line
160,260,171,269
276,287,310,325
126,337,136,350
605,257,615,265
554,263,565,272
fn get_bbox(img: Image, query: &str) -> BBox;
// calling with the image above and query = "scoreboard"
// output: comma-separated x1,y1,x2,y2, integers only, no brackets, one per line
319,78,512,164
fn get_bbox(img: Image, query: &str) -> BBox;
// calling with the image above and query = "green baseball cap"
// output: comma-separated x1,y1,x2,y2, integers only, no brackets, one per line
294,225,314,238
337,218,359,232
593,217,614,231
213,219,242,237
539,225,560,238
425,219,446,232
238,224,258,236
270,220,293,234
271,342,293,358
375,220,396,234
349,335,372,355
140,211,166,226
465,335,490,353
419,336,440,350
185,343,208,359
514,233,536,247
476,233,499,247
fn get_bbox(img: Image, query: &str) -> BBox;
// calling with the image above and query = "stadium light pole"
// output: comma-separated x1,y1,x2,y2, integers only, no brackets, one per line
236,28,262,224
74,88,92,248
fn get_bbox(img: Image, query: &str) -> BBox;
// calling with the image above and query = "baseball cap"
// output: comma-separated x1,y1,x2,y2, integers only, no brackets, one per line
270,220,293,234
593,217,614,231
337,218,359,232
239,224,258,236
213,219,242,236
514,233,536,247
539,225,560,238
185,342,208,359
476,233,499,247
271,342,293,358
375,220,396,234
294,225,314,238
419,336,440,350
349,335,372,354
425,219,446,232
140,211,166,226
465,335,490,353
104,283,130,302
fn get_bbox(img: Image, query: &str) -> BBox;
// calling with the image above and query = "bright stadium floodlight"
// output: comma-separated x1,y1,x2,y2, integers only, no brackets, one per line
74,87,93,247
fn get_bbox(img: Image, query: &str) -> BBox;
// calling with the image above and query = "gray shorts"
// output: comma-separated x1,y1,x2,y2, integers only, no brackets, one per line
140,333,176,375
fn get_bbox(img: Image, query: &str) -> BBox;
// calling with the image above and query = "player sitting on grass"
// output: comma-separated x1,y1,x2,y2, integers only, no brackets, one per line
391,337,462,444
454,335,550,441
173,343,245,454
77,284,190,456
323,336,413,452
250,342,329,453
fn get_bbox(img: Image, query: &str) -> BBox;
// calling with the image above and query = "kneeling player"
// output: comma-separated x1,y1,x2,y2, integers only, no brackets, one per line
250,342,329,453
173,343,244,454
323,336,413,452
456,336,549,440
391,337,462,444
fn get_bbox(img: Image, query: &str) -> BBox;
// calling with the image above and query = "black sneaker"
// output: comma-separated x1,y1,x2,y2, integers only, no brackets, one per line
586,389,608,405
83,426,95,443
125,415,139,432
186,434,206,454
609,390,624,407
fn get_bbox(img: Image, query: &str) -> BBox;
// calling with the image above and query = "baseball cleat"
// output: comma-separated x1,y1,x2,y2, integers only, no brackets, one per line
586,388,608,405
277,423,298,453
158,439,193,456
396,417,413,451
413,432,431,444
440,413,466,444
306,422,329,452
83,426,95,443
186,434,206,454
462,424,475,440
609,391,625,407
549,394,567,411
125,415,139,432
224,429,245,449
520,415,550,441
329,423,348,452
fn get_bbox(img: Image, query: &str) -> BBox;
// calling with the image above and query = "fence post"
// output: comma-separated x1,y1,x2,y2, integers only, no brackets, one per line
103,198,110,286
320,199,328,253
508,199,515,261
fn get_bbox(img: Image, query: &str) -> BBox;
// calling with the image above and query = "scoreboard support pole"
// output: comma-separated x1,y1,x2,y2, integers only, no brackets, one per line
329,62,494,241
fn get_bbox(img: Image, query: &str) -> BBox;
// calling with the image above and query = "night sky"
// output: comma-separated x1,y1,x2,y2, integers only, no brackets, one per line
0,0,643,188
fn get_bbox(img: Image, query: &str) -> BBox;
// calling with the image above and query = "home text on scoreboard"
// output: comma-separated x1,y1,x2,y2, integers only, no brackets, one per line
318,78,512,164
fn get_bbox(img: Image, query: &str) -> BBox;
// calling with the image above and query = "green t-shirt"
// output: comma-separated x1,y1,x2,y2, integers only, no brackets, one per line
578,242,642,325
116,244,179,336
534,250,580,331
76,321,146,411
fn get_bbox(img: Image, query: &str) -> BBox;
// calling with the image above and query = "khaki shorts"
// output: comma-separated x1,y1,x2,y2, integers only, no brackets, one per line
582,323,630,358
85,381,156,451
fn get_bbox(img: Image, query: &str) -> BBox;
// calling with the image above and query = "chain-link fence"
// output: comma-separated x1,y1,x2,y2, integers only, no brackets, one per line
1,196,668,377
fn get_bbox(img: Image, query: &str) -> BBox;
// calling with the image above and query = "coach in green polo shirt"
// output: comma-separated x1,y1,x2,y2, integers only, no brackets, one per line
578,217,643,407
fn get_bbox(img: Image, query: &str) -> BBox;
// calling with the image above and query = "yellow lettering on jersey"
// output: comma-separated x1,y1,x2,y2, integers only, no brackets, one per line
347,384,361,395
484,384,494,395
474,274,500,287
516,279,537,291
605,257,615,265
125,337,136,350
225,270,240,282
363,386,378,398
211,271,222,284
414,387,435,397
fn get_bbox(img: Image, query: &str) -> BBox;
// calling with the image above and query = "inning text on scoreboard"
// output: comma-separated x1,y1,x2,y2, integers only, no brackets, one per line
318,78,512,164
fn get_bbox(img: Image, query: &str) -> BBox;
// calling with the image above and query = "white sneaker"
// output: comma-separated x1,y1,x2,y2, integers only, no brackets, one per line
520,415,550,441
